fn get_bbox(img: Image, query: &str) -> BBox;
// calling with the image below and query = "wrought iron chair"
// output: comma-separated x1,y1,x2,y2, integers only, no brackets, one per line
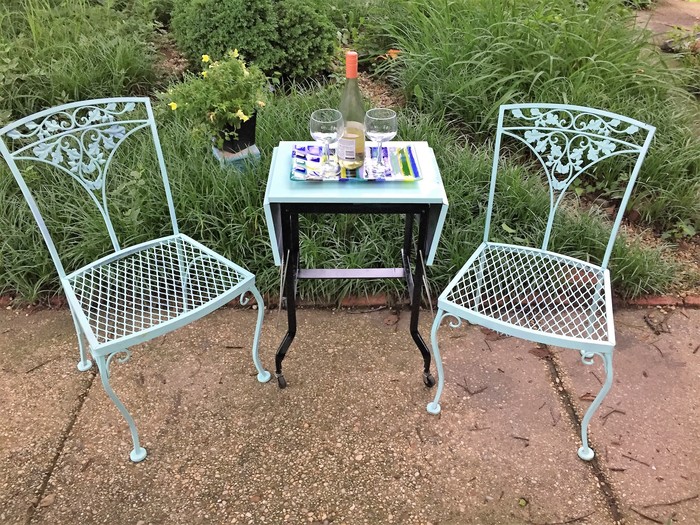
0,97,272,462
426,104,655,460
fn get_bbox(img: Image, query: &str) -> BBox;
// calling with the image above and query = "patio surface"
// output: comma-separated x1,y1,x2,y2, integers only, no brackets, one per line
1,304,698,525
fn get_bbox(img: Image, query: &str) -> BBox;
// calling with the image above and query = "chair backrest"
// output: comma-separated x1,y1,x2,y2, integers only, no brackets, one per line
483,103,655,270
0,97,179,280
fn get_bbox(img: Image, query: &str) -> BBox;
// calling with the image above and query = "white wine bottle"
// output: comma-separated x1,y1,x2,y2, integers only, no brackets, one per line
337,51,365,177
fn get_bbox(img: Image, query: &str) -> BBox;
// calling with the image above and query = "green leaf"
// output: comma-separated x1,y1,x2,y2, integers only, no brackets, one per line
680,221,696,237
413,84,423,102
501,223,517,234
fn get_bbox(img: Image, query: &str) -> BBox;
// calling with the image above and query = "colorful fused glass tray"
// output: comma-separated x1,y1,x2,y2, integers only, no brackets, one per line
290,144,422,182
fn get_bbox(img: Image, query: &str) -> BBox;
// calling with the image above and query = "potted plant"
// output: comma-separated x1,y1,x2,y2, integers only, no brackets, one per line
165,50,267,162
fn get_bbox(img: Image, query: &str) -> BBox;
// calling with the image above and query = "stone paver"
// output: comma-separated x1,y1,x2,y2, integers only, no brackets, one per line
0,309,93,525
556,308,700,524
412,315,612,525
636,0,700,36
1,306,698,524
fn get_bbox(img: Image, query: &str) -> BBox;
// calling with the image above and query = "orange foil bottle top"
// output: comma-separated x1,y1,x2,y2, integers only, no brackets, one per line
345,51,358,79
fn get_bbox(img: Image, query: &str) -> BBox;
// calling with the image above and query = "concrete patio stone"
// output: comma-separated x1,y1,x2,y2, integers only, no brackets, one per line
0,306,698,524
0,309,93,525
555,308,700,524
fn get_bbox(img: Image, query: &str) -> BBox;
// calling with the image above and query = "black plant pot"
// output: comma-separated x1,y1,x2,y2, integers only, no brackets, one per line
220,113,257,154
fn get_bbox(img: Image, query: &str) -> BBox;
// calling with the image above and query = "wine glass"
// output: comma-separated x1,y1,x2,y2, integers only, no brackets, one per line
309,109,344,179
364,108,397,179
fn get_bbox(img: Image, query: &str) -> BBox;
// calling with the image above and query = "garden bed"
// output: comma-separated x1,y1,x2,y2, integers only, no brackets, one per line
0,0,698,304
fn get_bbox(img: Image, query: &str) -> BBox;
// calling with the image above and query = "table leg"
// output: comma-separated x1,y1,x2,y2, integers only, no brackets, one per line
409,209,435,388
274,209,299,389
403,211,415,259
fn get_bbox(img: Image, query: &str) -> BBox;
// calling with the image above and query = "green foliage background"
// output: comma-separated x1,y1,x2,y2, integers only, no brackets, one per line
368,0,700,235
0,0,697,302
0,0,157,122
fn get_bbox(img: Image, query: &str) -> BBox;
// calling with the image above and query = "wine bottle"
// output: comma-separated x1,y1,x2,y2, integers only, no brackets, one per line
337,51,365,177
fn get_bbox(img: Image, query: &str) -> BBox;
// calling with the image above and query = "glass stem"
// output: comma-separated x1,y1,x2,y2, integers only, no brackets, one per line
376,141,384,169
322,140,330,168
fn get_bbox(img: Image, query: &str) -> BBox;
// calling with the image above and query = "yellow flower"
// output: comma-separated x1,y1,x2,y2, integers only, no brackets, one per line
257,100,266,108
201,70,208,78
208,112,216,122
168,102,178,111
231,49,239,58
202,54,211,63
235,109,249,122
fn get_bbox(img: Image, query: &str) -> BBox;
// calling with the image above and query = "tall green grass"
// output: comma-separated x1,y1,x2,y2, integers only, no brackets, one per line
0,0,158,122
370,0,700,234
0,87,674,301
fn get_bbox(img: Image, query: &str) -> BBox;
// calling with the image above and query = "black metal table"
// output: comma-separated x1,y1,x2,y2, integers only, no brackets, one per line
263,141,449,389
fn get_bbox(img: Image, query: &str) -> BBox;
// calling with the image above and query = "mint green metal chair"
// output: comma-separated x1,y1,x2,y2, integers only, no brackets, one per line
427,104,655,460
0,98,271,462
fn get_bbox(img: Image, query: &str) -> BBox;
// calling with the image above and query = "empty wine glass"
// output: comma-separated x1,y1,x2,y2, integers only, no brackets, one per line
309,108,344,179
364,108,397,179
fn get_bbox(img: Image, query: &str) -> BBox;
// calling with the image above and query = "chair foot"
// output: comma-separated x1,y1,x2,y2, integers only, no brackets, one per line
257,370,271,383
77,359,93,372
578,446,594,461
426,309,446,416
426,402,441,415
130,447,147,463
276,373,287,389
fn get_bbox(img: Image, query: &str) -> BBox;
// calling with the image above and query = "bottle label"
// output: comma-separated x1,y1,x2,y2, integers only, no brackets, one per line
337,138,356,160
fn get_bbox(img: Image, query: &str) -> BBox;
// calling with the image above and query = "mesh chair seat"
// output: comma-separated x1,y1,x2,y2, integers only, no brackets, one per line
440,242,612,346
65,234,252,347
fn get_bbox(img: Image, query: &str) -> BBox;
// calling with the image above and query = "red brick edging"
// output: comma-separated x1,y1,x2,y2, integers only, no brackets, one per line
3,293,700,310
623,294,700,308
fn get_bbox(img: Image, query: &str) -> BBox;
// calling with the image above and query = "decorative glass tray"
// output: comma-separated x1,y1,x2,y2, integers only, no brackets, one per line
290,144,422,182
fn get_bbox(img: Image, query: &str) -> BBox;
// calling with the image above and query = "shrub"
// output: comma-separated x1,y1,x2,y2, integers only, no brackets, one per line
170,0,335,79
171,0,281,72
273,0,336,78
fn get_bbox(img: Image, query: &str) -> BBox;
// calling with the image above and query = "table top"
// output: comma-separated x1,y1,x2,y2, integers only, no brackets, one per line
263,141,449,266
264,141,448,205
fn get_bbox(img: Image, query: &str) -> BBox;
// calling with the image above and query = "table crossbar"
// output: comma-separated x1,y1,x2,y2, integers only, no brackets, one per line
297,268,405,279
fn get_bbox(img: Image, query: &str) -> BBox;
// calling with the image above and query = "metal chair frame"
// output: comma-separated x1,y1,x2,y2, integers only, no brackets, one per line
426,103,655,460
0,97,271,462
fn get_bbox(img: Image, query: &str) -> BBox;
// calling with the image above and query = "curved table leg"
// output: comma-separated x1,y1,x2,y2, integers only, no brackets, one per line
275,209,298,389
409,209,435,387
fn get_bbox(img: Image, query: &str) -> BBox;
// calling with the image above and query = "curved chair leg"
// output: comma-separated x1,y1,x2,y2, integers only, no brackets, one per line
95,354,147,463
69,307,92,372
427,309,447,415
248,286,271,383
578,351,613,461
